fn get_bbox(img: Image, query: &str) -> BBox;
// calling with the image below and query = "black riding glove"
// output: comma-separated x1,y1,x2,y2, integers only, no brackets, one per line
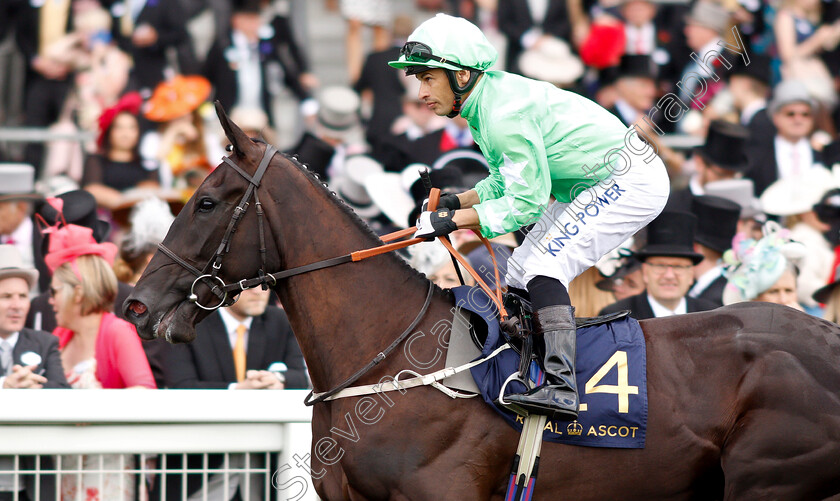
421,193,461,212
414,208,459,240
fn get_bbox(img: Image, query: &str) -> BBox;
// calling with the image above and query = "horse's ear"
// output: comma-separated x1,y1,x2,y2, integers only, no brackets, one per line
215,101,257,158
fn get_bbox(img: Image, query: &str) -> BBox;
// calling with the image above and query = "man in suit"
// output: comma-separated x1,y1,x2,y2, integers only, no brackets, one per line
109,0,189,91
159,287,307,500
0,165,46,295
204,0,313,129
745,80,822,196
163,287,308,389
688,195,741,307
665,120,750,212
14,0,75,174
497,0,573,75
0,245,68,501
728,54,775,165
600,211,718,319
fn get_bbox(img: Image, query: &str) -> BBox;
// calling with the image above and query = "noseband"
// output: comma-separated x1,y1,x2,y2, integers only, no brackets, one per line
157,145,278,311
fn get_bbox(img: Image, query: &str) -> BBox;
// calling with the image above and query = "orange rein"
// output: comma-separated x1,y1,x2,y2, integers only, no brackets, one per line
350,188,509,320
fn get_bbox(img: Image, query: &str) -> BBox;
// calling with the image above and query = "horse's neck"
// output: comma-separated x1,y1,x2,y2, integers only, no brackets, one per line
266,168,437,390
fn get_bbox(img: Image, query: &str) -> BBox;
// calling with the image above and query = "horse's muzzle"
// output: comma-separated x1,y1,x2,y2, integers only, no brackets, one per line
123,298,154,340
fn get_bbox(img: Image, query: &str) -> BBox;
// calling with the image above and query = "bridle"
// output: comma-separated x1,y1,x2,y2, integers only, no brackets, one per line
157,145,279,311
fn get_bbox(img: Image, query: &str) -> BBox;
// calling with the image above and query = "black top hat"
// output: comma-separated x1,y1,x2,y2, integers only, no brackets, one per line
232,0,263,13
37,190,111,245
599,65,621,87
813,262,840,304
618,54,657,80
634,211,704,264
814,188,840,224
432,149,489,188
694,120,750,172
728,54,772,87
691,195,741,253
287,132,336,181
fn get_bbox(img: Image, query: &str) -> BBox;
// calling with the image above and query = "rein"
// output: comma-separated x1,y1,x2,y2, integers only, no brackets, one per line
156,143,509,404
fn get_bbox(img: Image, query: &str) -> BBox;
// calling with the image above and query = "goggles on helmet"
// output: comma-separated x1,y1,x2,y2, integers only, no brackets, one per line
400,41,476,72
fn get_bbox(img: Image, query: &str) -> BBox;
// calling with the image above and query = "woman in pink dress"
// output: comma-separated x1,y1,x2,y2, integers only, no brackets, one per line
42,208,156,501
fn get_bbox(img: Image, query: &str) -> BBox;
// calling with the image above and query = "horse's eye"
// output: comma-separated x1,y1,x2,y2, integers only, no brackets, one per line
197,198,216,213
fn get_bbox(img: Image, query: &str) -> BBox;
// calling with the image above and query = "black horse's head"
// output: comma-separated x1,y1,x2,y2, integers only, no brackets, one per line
124,103,281,343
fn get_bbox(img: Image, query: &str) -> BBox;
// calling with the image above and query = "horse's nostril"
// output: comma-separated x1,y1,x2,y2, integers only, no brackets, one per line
128,300,148,316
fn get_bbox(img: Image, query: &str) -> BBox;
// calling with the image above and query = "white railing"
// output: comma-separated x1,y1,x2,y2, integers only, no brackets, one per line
0,389,319,501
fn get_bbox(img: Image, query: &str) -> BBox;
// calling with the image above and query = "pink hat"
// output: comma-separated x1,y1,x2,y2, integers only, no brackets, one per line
41,198,117,273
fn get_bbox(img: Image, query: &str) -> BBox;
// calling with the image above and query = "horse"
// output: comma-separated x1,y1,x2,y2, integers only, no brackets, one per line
125,104,840,500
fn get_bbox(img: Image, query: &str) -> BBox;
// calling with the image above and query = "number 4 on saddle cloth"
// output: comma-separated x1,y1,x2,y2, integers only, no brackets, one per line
450,286,648,449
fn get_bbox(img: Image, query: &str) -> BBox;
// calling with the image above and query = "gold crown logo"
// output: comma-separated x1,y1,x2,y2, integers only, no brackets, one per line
566,421,583,436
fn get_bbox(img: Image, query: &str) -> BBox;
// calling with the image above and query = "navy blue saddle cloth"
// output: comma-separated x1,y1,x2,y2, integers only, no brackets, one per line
452,286,648,448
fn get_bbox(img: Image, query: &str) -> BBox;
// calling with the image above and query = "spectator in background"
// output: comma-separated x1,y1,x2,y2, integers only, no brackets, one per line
15,0,76,175
607,54,659,129
773,0,840,110
688,195,742,307
408,240,475,289
43,218,154,501
600,212,718,319
747,80,822,196
354,15,415,162
82,92,160,210
141,75,224,196
596,255,645,302
108,0,189,92
0,165,49,294
568,267,616,317
341,0,393,83
704,178,766,242
497,0,573,75
204,0,314,131
666,120,750,212
675,1,733,114
113,197,175,286
158,285,306,499
25,191,133,334
760,166,837,314
727,54,774,161
722,221,806,311
0,245,67,501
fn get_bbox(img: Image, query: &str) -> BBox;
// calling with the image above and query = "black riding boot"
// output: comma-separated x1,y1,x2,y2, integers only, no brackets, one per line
505,305,579,421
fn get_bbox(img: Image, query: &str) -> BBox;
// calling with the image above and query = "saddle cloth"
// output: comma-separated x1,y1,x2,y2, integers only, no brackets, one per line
448,286,648,448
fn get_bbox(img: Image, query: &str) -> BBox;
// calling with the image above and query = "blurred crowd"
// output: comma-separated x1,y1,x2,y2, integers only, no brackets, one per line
2,0,840,497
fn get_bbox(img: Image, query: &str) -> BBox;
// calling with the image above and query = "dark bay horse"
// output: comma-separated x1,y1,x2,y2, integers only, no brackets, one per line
125,105,840,500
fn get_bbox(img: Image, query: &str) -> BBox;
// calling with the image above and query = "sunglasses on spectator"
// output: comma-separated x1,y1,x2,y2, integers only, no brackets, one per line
400,41,475,71
783,110,811,118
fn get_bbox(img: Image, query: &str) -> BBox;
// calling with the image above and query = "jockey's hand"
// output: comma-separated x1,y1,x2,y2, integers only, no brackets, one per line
421,193,461,212
414,209,458,240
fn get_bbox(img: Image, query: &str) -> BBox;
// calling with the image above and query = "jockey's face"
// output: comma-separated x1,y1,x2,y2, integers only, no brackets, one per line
416,68,456,116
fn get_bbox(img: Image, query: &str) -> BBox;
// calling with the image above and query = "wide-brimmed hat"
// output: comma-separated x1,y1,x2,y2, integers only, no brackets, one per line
316,86,362,139
144,75,211,122
684,1,731,34
703,178,765,221
768,80,814,115
518,36,584,86
814,188,840,225
37,191,111,246
364,164,425,228
760,167,838,216
813,261,840,304
691,195,741,253
0,245,39,290
43,223,118,273
330,155,384,219
578,22,626,70
694,120,750,172
98,91,142,149
0,164,42,202
634,211,704,264
432,149,489,188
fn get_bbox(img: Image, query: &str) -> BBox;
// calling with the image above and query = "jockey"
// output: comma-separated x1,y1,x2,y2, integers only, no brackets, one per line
389,14,669,421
